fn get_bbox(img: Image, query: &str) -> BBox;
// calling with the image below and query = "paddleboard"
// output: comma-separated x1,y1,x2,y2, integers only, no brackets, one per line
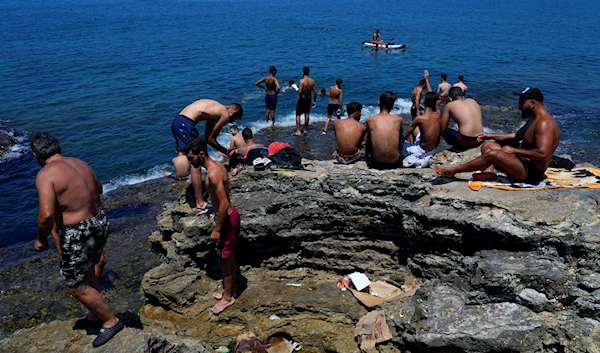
362,41,405,50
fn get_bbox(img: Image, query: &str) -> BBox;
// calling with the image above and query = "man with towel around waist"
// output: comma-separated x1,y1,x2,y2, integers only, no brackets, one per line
440,86,484,150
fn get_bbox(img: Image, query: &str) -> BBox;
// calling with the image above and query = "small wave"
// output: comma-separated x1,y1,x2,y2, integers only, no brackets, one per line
103,163,174,193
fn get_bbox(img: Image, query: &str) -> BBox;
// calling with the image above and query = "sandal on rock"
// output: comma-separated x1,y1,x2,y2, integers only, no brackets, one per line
92,319,124,347
195,203,213,215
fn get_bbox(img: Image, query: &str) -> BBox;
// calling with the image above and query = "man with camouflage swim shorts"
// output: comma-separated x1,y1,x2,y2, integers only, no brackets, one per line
31,133,124,348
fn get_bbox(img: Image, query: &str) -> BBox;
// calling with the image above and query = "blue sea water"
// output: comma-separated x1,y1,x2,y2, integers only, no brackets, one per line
0,0,599,247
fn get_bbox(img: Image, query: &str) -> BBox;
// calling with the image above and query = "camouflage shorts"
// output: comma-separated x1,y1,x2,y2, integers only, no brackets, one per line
59,211,109,287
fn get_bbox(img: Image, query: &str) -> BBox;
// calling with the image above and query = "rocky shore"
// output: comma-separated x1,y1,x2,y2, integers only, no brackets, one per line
2,155,599,352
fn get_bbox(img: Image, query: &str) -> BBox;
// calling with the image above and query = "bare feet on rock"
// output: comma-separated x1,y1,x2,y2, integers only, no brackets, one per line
472,172,498,181
212,291,238,300
212,297,235,315
433,164,456,178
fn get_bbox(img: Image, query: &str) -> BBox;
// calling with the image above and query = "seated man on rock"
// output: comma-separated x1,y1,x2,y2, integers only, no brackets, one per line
332,101,366,164
434,87,560,185
402,92,441,168
365,91,404,170
231,127,267,165
440,87,484,151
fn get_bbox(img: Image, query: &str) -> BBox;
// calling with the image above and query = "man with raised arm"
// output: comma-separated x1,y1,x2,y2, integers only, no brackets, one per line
365,91,405,170
31,133,123,348
183,137,241,315
294,66,317,136
411,70,432,120
440,86,484,151
323,78,343,134
332,102,366,164
434,87,560,185
171,99,243,214
255,66,280,126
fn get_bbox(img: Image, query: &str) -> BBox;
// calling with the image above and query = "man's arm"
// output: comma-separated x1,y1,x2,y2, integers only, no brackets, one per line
208,172,230,243
477,131,517,142
35,173,55,251
312,83,317,108
337,89,343,115
424,70,432,92
255,76,266,90
274,78,281,94
365,121,373,156
403,118,420,139
207,115,230,154
440,104,451,131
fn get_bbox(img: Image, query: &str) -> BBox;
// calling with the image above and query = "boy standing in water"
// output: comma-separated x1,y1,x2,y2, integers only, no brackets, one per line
183,137,241,315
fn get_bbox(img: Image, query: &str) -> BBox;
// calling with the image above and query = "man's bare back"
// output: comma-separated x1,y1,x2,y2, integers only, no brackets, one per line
299,77,316,99
366,112,404,163
329,85,341,104
334,119,366,155
437,82,451,98
441,98,483,137
180,99,229,124
412,110,441,151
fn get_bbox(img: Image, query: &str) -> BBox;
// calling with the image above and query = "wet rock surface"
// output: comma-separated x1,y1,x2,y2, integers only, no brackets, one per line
2,157,600,352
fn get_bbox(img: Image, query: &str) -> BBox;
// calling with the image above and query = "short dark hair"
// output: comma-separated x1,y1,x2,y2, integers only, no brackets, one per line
229,103,244,119
419,78,427,87
336,78,343,85
346,102,363,116
449,86,464,100
424,92,438,110
270,66,277,74
230,125,239,132
302,66,310,75
441,74,447,81
379,91,396,112
242,127,253,141
30,132,61,160
458,75,464,81
182,137,207,155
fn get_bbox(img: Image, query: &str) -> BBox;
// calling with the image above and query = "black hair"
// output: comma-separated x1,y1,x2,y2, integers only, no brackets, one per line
302,66,310,75
424,92,438,111
458,75,464,81
229,103,244,119
419,78,427,87
242,127,253,141
449,86,464,100
379,91,396,112
336,78,343,85
230,125,239,131
182,137,207,155
346,102,363,116
441,74,447,81
30,132,61,160
270,66,277,74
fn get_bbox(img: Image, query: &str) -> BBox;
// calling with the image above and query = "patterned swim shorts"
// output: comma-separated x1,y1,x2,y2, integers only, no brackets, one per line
59,211,109,287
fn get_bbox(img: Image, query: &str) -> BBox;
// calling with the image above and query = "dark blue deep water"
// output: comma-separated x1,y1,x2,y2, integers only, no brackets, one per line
1,0,599,247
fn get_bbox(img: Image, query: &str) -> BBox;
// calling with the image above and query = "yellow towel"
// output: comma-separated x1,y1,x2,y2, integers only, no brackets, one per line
468,167,600,191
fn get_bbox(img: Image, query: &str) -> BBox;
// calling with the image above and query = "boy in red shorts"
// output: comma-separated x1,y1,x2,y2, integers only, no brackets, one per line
183,137,241,315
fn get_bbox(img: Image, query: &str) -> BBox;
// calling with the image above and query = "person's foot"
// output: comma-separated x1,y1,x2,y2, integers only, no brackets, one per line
212,291,238,300
211,297,236,315
292,131,302,136
322,130,327,135
433,164,456,178
303,130,308,135
92,319,124,347
472,171,498,181
195,202,212,215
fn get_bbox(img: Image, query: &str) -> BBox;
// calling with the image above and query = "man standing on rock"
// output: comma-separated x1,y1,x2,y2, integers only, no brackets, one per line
31,132,123,347
434,87,560,184
365,91,404,170
183,137,241,315
440,87,484,151
294,66,317,136
171,99,243,215
255,66,280,126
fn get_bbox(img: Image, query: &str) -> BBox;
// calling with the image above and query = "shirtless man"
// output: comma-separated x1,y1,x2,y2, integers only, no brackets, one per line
371,29,383,45
365,91,404,170
183,137,241,315
403,92,441,157
233,127,266,164
453,75,468,96
434,87,559,185
411,70,432,120
227,125,246,154
294,67,317,136
440,87,484,151
437,74,452,102
171,99,243,214
31,133,123,347
255,66,280,126
333,102,366,164
323,78,343,134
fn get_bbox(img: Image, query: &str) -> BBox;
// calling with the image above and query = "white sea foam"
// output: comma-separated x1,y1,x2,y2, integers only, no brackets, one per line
103,163,174,193
0,131,27,163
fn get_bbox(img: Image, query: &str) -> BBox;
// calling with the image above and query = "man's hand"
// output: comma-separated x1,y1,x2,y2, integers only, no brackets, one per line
477,133,490,142
210,229,221,243
34,239,48,251
424,70,429,79
501,145,514,154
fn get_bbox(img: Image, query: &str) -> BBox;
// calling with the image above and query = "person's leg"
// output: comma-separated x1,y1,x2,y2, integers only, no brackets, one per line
67,272,118,329
323,114,332,133
94,254,107,283
191,165,207,209
303,113,310,134
212,255,236,314
265,109,269,123
271,110,276,126
294,114,302,135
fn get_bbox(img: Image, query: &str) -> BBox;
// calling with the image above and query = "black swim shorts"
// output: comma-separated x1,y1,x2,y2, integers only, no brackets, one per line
59,211,109,287
296,97,312,116
327,103,340,118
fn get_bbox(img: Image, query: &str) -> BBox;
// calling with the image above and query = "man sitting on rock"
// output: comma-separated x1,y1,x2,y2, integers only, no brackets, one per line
231,127,267,165
365,91,404,170
440,87,484,151
402,92,440,168
183,137,241,315
332,102,366,164
434,87,560,185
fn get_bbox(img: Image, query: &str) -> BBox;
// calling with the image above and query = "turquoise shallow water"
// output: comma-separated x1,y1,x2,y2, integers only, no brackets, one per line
0,0,599,247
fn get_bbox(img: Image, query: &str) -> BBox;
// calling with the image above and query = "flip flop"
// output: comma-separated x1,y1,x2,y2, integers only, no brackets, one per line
196,203,213,215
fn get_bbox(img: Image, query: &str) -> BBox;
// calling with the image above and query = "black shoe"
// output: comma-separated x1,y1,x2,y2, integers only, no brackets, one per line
92,319,124,348
73,317,103,330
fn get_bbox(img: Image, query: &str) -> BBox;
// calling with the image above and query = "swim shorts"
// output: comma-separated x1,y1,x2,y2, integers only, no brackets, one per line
442,128,482,150
265,93,277,111
327,103,341,118
438,95,450,102
59,211,109,287
296,97,312,116
172,114,199,152
215,207,241,259
333,150,363,164
506,159,546,185
367,154,403,170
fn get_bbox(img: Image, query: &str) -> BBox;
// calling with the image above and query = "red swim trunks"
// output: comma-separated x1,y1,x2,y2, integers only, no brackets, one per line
217,206,241,259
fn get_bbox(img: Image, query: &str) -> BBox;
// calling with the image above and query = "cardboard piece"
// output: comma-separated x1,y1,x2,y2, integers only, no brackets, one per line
348,276,426,307
354,310,393,352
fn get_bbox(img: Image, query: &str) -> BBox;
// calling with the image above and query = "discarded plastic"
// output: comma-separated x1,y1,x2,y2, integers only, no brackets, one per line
286,283,302,287
269,314,281,320
348,272,371,291
216,346,230,353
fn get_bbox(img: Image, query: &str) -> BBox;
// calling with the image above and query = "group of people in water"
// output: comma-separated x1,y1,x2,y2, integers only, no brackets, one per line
29,58,560,347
